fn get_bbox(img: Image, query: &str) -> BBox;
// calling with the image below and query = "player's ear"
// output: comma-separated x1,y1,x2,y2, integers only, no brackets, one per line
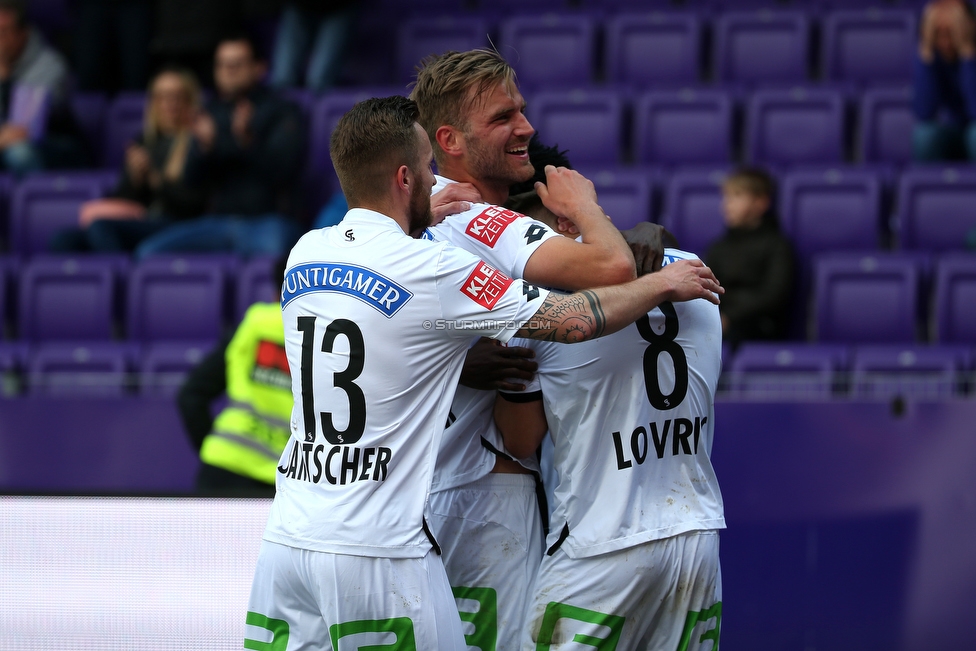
395,164,411,192
435,125,463,159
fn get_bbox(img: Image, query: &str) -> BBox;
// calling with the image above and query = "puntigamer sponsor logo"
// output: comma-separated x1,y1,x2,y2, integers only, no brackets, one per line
281,262,412,317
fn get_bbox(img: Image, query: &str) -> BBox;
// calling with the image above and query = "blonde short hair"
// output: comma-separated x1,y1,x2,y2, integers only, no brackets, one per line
409,49,517,162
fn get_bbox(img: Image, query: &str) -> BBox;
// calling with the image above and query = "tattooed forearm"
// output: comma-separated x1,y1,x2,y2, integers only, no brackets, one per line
519,293,598,342
579,290,606,338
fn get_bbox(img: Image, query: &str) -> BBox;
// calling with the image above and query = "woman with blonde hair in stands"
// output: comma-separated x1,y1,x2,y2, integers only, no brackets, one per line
49,67,210,253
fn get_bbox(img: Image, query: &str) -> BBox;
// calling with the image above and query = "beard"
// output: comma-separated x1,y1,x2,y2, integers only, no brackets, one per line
465,135,534,188
407,178,434,233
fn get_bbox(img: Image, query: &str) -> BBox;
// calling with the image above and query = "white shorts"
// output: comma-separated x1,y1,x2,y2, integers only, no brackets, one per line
246,540,466,651
522,530,722,651
427,473,545,651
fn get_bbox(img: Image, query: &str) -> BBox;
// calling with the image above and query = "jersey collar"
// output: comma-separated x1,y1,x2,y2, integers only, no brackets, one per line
342,207,411,236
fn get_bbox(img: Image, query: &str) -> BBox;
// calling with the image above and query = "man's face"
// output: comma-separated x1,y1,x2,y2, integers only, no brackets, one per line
408,123,435,233
458,81,535,189
214,41,262,99
0,11,27,66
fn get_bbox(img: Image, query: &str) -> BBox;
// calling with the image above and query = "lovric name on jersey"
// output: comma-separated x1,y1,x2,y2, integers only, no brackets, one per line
278,441,392,485
611,416,709,470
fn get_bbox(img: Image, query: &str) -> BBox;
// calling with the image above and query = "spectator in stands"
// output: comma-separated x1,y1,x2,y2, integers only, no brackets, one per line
705,167,794,350
177,259,288,497
0,0,80,176
269,0,359,93
132,33,306,260
913,0,976,161
49,67,209,253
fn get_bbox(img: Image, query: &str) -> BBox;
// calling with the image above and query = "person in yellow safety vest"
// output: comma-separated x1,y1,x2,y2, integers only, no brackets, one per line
177,260,290,497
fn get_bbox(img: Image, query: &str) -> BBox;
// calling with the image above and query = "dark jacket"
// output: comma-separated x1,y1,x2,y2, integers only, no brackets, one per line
705,216,795,346
196,85,307,216
913,53,976,125
114,133,208,220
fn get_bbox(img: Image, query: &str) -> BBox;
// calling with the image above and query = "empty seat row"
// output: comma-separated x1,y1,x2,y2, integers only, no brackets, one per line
809,252,976,345
0,340,217,397
0,255,279,343
723,342,975,400
389,8,919,89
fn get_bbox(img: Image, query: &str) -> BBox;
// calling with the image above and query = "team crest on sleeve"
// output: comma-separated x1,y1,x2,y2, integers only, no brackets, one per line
465,206,521,248
461,262,513,310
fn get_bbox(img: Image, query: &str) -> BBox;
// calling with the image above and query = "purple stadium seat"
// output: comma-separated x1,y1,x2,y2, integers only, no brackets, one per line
605,12,702,88
103,92,147,170
850,344,970,399
126,256,231,342
69,92,109,166
0,256,10,337
932,254,976,344
813,252,925,344
236,255,281,321
139,340,217,396
575,167,656,231
746,87,846,167
396,16,491,84
660,168,730,257
309,86,408,203
17,255,128,342
822,9,916,87
895,167,976,253
728,343,850,399
0,172,12,247
9,173,109,255
27,342,135,396
498,14,596,90
0,341,27,396
859,86,913,165
634,89,733,166
778,167,882,264
713,10,811,86
526,88,624,167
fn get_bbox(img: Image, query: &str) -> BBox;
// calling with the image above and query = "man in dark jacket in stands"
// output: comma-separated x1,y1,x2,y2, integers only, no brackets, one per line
134,33,307,260
705,167,795,349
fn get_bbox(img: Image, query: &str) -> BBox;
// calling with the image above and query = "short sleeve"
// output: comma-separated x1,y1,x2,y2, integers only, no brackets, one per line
434,245,550,343
428,203,560,279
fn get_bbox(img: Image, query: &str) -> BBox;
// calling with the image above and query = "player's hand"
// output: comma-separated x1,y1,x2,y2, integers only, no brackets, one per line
124,143,152,185
620,223,679,275
232,99,254,146
430,182,482,226
460,338,537,392
535,166,603,228
193,112,217,151
654,258,724,305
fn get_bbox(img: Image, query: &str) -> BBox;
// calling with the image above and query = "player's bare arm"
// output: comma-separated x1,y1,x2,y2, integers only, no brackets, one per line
493,394,547,460
517,258,723,343
522,165,636,290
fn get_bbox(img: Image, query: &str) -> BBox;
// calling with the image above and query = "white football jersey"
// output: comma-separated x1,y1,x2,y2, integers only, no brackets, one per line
424,175,555,491
264,209,549,558
507,249,726,559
